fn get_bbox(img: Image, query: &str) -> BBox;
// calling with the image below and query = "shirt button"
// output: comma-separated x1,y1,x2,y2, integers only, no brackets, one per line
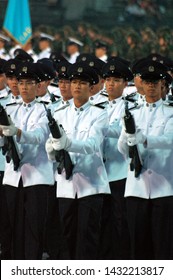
148,170,152,175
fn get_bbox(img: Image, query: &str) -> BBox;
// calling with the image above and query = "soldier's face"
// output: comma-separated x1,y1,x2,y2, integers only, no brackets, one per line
18,79,38,103
6,76,20,96
105,77,127,100
37,81,49,97
134,75,144,94
0,73,6,90
142,79,163,101
70,79,91,104
58,79,72,101
89,77,104,96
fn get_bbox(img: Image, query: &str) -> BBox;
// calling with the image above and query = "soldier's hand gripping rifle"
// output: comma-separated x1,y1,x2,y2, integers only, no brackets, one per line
45,107,74,180
124,101,143,177
0,104,21,171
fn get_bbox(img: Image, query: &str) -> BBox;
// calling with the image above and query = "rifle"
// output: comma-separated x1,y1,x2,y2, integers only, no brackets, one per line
124,101,143,178
0,104,21,171
45,107,73,180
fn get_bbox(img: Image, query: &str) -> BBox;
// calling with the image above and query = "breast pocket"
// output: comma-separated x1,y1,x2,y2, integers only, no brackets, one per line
78,125,91,139
27,118,37,130
151,120,165,135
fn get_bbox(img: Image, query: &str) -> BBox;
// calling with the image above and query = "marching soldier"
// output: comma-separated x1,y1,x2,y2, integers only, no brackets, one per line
0,62,55,259
102,59,133,259
118,59,173,259
45,62,110,259
3,59,22,104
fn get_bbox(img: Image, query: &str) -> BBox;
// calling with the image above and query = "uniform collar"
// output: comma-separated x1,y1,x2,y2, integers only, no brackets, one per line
22,99,37,108
89,92,100,101
0,87,9,98
11,94,22,103
109,96,122,106
62,98,73,105
145,99,162,109
73,100,90,113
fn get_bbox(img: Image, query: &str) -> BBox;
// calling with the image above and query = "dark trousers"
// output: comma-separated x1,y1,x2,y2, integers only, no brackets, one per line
126,196,173,260
1,179,51,260
110,179,131,259
58,194,105,260
44,183,63,259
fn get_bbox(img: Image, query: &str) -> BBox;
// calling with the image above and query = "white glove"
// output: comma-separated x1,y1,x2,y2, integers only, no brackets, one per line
51,128,71,151
127,129,146,146
45,138,56,161
117,128,129,157
1,122,18,136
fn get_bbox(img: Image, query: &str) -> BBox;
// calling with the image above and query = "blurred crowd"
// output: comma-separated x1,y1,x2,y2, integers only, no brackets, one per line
1,22,173,64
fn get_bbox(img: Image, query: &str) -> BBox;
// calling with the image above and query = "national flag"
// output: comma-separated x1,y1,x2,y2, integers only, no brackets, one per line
3,0,32,46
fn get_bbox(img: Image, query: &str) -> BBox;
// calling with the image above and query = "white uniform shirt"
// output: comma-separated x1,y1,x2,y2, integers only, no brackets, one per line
9,93,22,104
0,48,10,60
118,99,173,199
53,101,110,198
27,49,38,62
0,89,12,171
98,54,108,62
68,51,80,64
48,84,61,98
104,97,128,181
37,47,51,60
89,90,108,106
2,100,54,187
49,98,72,114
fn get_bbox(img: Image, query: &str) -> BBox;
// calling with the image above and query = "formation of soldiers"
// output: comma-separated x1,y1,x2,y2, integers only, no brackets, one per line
0,34,173,260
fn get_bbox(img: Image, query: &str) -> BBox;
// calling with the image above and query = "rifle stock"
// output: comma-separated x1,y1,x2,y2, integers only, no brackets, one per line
124,102,143,178
0,104,20,171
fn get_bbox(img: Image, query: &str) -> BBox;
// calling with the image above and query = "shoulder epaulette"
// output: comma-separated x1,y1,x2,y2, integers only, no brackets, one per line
50,82,59,88
38,100,50,105
92,103,105,109
51,98,62,105
163,101,173,107
0,95,8,100
6,102,18,106
123,93,137,103
54,103,70,112
100,91,108,97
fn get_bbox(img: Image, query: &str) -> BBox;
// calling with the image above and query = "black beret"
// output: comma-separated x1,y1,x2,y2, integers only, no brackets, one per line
3,59,22,77
102,60,133,81
139,59,168,80
14,48,34,63
94,40,108,49
37,58,56,80
16,62,39,82
68,62,99,85
76,53,96,63
56,61,72,79
33,63,47,82
107,56,131,67
49,52,67,64
131,58,147,75
0,58,6,74
77,54,105,76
